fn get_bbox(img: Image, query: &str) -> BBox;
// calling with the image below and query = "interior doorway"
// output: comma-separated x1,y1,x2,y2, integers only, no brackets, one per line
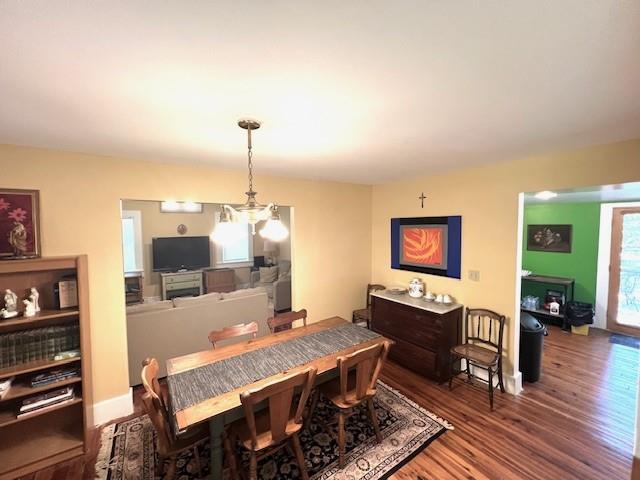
607,206,640,335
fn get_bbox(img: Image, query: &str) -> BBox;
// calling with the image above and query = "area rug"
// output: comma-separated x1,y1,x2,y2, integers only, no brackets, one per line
610,333,640,349
95,381,452,480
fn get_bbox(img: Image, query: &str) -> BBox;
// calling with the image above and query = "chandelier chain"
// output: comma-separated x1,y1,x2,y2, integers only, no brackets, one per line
248,147,253,193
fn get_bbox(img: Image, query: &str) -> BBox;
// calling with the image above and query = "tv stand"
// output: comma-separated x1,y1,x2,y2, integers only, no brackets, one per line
160,271,203,300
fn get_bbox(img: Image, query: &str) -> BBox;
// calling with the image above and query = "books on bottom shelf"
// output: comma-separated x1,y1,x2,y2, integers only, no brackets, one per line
18,386,76,418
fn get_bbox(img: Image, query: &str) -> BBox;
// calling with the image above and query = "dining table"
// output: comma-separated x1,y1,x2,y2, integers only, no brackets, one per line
165,316,391,479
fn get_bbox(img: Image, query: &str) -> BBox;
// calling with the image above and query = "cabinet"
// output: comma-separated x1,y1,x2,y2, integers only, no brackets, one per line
160,271,203,300
204,268,236,293
370,291,462,382
124,272,143,305
0,256,91,479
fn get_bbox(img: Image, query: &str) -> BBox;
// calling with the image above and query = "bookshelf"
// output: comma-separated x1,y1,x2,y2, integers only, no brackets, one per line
0,256,91,479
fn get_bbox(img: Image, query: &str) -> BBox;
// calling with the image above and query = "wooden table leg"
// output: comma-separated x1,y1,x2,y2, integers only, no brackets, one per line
209,415,224,479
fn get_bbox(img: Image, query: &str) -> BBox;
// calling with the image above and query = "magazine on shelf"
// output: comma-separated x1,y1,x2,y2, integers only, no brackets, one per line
17,397,76,419
31,367,80,387
20,386,75,413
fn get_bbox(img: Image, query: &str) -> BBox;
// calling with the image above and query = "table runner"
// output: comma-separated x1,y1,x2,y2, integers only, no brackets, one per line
167,323,380,413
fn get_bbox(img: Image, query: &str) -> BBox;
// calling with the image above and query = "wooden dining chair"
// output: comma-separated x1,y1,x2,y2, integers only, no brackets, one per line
267,309,307,333
352,284,385,328
448,308,506,410
208,321,258,349
140,358,208,480
224,366,318,480
308,341,391,468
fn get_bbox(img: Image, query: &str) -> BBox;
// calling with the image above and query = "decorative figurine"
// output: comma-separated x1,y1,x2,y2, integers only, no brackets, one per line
1,289,19,318
8,221,28,258
23,298,36,317
30,287,40,312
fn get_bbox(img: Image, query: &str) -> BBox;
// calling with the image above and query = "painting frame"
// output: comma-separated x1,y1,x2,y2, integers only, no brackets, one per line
391,216,462,279
526,224,572,253
0,188,41,259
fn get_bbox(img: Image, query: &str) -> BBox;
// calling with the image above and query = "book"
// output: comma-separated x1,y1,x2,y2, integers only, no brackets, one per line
17,396,76,419
20,386,74,412
31,368,80,387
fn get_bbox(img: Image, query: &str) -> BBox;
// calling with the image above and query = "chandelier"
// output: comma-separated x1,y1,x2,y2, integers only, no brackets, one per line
211,119,289,245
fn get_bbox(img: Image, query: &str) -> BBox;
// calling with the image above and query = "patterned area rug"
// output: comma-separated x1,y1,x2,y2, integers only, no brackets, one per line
96,381,452,479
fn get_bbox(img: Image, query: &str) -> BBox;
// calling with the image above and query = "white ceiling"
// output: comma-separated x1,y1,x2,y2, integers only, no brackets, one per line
525,182,640,204
1,1,639,184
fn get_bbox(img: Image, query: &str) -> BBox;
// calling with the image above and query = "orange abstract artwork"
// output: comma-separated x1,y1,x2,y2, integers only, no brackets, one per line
401,227,444,266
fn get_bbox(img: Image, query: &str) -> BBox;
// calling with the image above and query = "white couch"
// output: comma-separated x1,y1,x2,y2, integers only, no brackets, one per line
126,288,272,385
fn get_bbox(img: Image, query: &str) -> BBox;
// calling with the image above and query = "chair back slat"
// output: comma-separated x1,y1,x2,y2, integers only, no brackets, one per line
366,284,386,309
267,309,307,333
465,308,506,354
338,341,391,404
240,367,317,448
209,321,258,349
141,358,173,454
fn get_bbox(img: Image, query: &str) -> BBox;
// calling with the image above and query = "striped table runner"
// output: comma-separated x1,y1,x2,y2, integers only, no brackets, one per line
167,323,380,413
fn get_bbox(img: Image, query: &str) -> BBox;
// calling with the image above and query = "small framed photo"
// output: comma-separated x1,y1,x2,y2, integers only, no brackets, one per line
0,188,41,259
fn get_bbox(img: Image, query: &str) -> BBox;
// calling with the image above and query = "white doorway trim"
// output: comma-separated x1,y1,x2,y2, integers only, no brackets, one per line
594,201,640,330
510,192,525,395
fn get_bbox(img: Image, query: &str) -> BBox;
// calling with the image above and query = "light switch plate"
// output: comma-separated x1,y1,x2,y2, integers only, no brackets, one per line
469,270,480,282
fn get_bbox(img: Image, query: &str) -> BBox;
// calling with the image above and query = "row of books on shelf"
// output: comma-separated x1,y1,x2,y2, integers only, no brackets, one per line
17,386,76,418
0,325,80,369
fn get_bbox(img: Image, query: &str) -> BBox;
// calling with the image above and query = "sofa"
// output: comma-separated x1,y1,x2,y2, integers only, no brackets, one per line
250,260,292,312
126,287,273,385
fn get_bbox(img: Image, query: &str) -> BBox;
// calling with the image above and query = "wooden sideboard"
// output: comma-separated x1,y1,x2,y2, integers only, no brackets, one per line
204,268,236,293
371,291,462,382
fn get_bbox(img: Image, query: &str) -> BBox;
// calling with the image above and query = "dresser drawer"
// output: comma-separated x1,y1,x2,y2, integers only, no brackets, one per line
166,280,201,291
387,337,438,379
165,273,202,283
372,298,442,348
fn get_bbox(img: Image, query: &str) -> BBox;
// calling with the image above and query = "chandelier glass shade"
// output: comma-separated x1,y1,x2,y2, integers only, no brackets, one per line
211,119,289,244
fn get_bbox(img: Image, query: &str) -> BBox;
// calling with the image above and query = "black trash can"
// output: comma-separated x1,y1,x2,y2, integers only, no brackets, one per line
519,312,547,383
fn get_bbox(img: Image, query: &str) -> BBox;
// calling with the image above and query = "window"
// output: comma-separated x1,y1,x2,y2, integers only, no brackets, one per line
214,212,254,268
121,210,143,273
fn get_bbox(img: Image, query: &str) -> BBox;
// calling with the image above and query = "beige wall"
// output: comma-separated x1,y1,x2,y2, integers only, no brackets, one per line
120,200,291,297
372,139,640,382
121,200,217,298
1,144,372,404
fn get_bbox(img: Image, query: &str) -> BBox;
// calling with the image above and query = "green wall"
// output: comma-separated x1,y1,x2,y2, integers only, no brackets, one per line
522,202,600,304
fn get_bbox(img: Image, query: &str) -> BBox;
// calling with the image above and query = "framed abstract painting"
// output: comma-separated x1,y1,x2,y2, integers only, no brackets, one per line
391,216,461,278
0,188,41,259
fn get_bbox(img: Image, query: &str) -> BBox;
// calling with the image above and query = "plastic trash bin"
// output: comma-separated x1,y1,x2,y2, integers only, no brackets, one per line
519,312,547,383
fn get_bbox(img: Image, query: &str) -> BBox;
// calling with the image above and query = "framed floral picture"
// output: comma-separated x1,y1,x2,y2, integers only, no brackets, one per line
0,189,41,259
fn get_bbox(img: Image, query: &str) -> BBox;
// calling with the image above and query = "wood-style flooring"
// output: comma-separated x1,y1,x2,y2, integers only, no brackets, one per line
20,325,639,480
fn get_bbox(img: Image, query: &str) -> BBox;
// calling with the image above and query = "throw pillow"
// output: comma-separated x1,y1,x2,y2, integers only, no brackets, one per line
126,300,174,315
172,291,222,308
259,266,279,283
222,286,267,300
278,260,291,279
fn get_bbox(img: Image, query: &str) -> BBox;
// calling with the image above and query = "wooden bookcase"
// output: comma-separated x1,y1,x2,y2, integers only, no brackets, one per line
0,256,91,479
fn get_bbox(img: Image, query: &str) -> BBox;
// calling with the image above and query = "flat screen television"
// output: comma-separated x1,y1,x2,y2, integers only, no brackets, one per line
152,236,211,272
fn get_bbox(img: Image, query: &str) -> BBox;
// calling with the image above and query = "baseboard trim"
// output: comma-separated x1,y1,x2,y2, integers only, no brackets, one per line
465,362,522,395
92,388,133,426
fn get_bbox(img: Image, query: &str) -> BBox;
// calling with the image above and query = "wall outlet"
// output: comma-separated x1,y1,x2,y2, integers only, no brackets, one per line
468,270,480,282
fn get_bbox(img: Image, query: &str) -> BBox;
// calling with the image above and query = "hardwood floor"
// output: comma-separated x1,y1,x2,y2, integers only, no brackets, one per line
20,325,639,479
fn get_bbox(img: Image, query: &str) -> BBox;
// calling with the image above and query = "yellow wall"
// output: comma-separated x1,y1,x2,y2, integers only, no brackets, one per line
0,144,372,404
2,139,638,405
372,139,640,379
